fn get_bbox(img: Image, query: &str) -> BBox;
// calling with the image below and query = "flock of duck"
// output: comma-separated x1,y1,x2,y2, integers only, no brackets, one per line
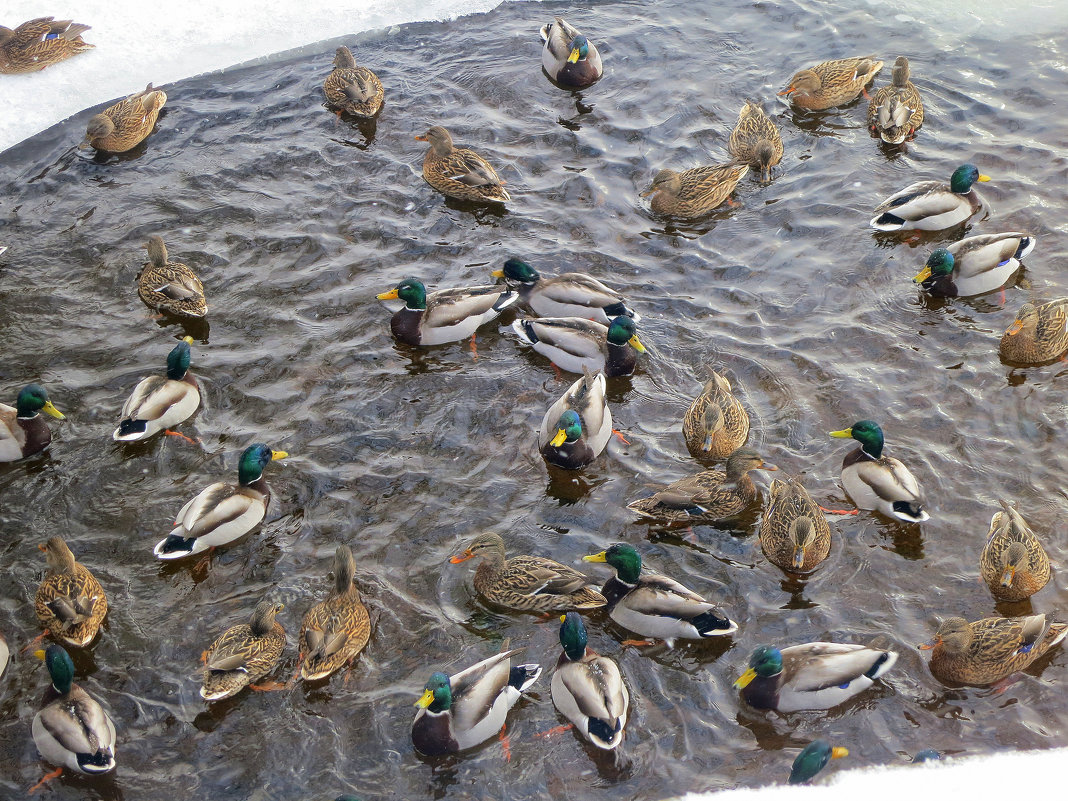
2,7,1067,796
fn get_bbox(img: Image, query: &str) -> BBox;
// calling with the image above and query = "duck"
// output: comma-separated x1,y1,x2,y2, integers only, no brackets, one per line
913,233,1034,297
919,614,1067,686
200,599,286,701
491,257,640,324
512,314,645,377
415,126,510,204
829,420,928,522
627,447,777,524
727,101,783,183
0,383,64,461
34,536,108,648
376,278,518,347
412,647,541,756
323,46,384,118
80,83,167,153
734,641,898,712
867,56,923,144
136,236,207,318
759,475,832,573
0,632,8,678
298,545,371,681
551,612,628,750
539,369,612,470
539,16,602,88
870,163,990,232
0,17,93,74
790,741,849,785
450,531,606,613
583,543,738,646
153,443,288,560
640,164,748,218
979,499,1051,602
682,372,750,460
778,57,883,110
912,750,942,763
999,298,1068,364
113,337,200,442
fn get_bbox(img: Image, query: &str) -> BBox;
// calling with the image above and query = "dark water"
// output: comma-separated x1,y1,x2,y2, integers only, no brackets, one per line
2,0,1068,798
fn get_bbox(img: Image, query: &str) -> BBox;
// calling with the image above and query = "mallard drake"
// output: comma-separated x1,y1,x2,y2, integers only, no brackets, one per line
512,314,645,376
919,614,1067,686
323,46,384,118
627,447,776,524
640,164,748,218
790,741,849,785
979,499,1051,602
492,258,640,324
779,57,883,110
551,612,628,750
727,101,783,183
412,648,541,756
450,532,606,613
35,537,108,648
583,543,737,646
153,444,288,560
539,16,602,88
415,126,510,204
759,476,832,573
682,372,750,460
829,420,928,522
201,599,286,701
0,17,93,74
377,278,518,347
80,83,167,153
867,56,923,144
734,642,898,711
0,383,64,461
539,369,612,470
999,298,1068,364
113,337,200,442
136,236,207,318
913,233,1034,298
870,163,990,232
298,545,371,681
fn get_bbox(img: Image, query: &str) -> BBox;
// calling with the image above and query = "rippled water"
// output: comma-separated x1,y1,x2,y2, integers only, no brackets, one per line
2,0,1068,798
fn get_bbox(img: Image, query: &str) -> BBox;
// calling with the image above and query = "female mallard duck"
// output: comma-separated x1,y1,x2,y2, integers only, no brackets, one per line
201,599,286,701
539,369,612,470
450,532,606,613
0,17,93,74
153,444,288,560
415,126,510,204
999,298,1068,364
377,278,518,347
113,337,200,442
627,447,777,524
682,372,749,460
552,613,628,750
298,545,371,681
790,741,849,785
35,537,108,648
323,46,384,118
979,499,1051,602
512,314,645,377
919,614,1067,686
0,383,64,461
640,164,748,218
913,233,1034,298
136,236,207,318
870,163,990,232
867,56,923,144
412,648,541,756
727,101,783,183
539,16,602,88
778,57,883,110
492,258,640,324
80,83,167,153
759,476,832,573
829,420,928,522
734,641,897,711
583,543,737,646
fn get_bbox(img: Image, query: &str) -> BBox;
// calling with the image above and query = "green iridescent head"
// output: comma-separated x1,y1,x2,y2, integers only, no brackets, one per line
585,543,642,584
415,671,452,712
166,337,194,380
749,645,783,676
789,740,848,784
829,419,884,459
550,410,583,447
559,611,588,661
377,278,427,310
15,384,64,420
606,315,645,352
568,35,590,63
949,163,990,194
238,443,288,485
38,643,75,695
499,258,539,284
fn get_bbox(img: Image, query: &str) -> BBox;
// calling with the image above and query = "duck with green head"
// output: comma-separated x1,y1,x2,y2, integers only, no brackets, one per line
539,369,612,469
829,420,928,522
913,232,1034,297
539,16,602,88
790,740,849,784
377,277,518,347
513,314,645,377
871,163,990,231
492,258,639,324
0,383,64,461
114,337,200,442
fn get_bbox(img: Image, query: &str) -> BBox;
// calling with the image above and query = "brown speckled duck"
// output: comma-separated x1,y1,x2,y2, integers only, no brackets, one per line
0,17,93,74
867,56,923,144
323,46,383,118
81,83,167,153
415,126,510,204
136,236,207,318
640,164,748,218
298,545,371,682
999,298,1068,364
759,476,831,573
727,101,783,183
200,599,286,701
682,372,749,460
35,537,108,649
779,57,883,110
979,499,1051,602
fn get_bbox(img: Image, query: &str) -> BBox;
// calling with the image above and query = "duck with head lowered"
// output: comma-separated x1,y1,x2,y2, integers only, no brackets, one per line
0,383,64,461
829,420,928,522
539,369,612,470
377,278,518,347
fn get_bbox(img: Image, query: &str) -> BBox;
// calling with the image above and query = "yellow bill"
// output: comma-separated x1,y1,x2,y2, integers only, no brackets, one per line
567,47,581,64
415,688,434,709
733,667,757,689
629,335,647,353
912,266,932,283
583,551,607,563
271,450,289,460
829,428,853,438
550,428,567,447
42,401,65,420
377,288,400,300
